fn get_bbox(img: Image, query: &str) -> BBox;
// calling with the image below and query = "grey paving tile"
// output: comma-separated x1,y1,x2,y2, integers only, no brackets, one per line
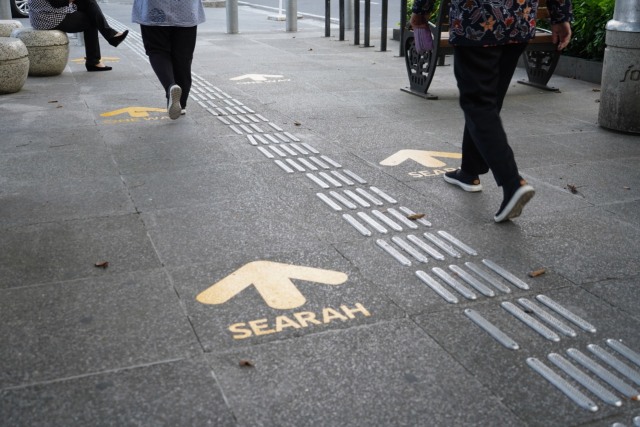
0,269,200,389
0,176,135,228
584,277,640,323
526,158,640,206
0,148,119,182
0,127,107,154
169,246,404,350
414,287,640,427
0,356,234,427
0,214,161,289
140,196,324,268
517,208,640,284
206,319,522,427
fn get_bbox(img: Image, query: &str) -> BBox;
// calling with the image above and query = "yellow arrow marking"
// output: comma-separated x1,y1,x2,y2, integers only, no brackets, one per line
380,150,462,168
71,56,120,63
100,107,167,118
196,261,348,310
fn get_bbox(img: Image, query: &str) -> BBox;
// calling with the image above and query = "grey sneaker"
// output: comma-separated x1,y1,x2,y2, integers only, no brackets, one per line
494,179,535,223
167,85,182,120
443,169,482,192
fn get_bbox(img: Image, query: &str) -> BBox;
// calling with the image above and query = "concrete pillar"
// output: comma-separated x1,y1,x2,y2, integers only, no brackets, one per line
345,0,353,30
0,0,11,20
598,0,640,133
286,0,297,32
227,0,239,34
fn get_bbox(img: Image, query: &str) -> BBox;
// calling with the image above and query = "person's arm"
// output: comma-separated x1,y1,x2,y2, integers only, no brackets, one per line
548,0,573,50
410,0,435,29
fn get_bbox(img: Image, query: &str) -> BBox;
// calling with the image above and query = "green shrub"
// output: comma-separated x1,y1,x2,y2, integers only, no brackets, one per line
565,0,615,61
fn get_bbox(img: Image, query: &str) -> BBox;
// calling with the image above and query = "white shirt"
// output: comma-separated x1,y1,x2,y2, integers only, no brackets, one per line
132,0,205,27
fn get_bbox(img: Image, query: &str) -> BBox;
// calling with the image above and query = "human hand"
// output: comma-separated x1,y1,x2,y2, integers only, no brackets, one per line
410,13,429,29
552,22,571,51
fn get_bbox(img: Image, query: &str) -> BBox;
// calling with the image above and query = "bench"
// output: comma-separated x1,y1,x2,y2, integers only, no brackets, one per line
402,0,561,99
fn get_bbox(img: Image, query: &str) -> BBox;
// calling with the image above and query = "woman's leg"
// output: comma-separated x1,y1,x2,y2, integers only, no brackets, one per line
140,25,176,99
170,26,198,108
55,11,101,65
72,0,117,41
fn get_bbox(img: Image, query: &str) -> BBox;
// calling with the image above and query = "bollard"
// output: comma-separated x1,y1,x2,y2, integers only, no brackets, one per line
227,0,238,34
598,0,640,133
399,0,407,57
364,0,372,47
286,0,297,32
354,0,360,45
0,0,11,20
380,0,388,52
345,0,353,31
325,0,330,37
339,0,345,41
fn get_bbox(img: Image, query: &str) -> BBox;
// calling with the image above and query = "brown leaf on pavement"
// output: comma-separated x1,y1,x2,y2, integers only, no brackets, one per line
94,261,109,269
528,268,546,278
407,213,425,220
239,359,254,367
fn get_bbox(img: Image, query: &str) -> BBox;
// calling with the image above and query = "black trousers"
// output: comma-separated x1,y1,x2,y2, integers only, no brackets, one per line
55,0,117,65
140,25,198,108
453,43,527,188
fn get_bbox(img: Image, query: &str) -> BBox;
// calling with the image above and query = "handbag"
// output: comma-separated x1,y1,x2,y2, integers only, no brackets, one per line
413,27,433,54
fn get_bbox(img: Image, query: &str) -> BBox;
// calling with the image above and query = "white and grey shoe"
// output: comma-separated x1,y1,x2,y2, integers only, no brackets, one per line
167,85,182,120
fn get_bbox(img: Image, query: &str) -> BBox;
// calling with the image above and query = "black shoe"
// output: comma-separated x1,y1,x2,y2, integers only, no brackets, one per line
86,63,112,72
443,169,482,192
494,178,535,223
109,30,128,47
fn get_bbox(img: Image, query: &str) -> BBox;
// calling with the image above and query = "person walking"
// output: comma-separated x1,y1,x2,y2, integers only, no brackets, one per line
28,0,128,71
410,0,572,222
132,0,205,120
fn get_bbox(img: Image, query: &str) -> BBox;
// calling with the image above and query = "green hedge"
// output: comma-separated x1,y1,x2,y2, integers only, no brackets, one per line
564,0,615,61
405,0,615,61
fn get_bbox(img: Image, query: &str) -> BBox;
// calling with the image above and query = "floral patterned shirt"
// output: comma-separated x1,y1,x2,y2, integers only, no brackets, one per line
412,0,573,46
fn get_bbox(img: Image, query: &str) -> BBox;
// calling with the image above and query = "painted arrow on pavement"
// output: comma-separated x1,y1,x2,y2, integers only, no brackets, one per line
196,261,348,310
100,107,167,118
230,74,285,82
380,150,462,168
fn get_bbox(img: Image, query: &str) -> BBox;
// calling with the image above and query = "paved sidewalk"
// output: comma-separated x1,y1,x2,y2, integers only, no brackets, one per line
1,2,640,426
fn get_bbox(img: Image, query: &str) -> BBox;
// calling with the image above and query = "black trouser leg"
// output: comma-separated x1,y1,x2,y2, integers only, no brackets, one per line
55,11,100,65
140,25,198,108
55,0,117,65
454,43,527,187
171,26,197,108
74,0,117,40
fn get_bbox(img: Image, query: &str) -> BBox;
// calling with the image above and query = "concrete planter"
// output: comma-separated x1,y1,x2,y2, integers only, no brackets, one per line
554,55,603,84
0,20,23,37
0,36,29,94
11,28,69,77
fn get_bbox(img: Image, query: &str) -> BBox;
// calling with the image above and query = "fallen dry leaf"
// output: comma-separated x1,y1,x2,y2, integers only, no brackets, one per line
528,268,546,278
407,213,425,220
48,100,58,103
294,121,301,126
623,186,631,190
239,359,254,367
94,261,109,269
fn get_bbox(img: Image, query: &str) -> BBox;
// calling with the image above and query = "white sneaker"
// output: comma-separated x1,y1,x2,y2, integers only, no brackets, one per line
167,85,182,120
180,109,186,116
